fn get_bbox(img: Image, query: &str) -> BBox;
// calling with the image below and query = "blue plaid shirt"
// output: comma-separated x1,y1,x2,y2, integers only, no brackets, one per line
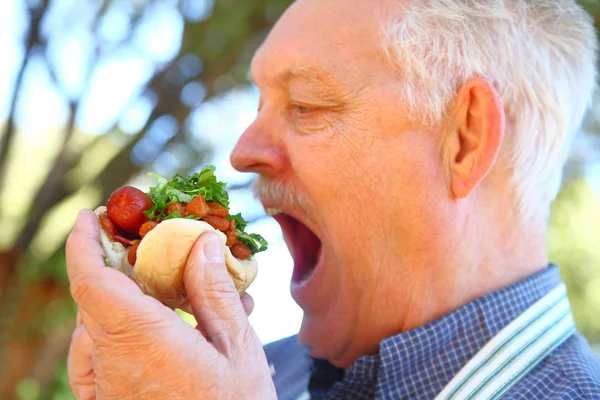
264,265,600,399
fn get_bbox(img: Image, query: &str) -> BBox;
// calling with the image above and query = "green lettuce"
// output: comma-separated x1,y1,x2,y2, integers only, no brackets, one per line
142,166,268,255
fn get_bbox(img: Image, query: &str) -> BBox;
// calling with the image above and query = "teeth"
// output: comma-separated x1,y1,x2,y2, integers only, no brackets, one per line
301,270,312,282
266,207,283,216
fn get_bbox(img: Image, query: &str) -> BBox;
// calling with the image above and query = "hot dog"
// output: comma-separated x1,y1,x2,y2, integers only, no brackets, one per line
95,166,267,310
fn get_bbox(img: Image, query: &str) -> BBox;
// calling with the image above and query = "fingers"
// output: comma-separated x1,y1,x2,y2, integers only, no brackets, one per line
184,232,252,356
66,209,164,335
241,293,254,316
77,309,83,326
68,323,96,400
65,209,107,284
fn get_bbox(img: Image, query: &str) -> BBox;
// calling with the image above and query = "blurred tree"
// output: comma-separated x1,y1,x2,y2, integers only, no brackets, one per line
549,178,600,344
0,0,598,399
0,0,292,397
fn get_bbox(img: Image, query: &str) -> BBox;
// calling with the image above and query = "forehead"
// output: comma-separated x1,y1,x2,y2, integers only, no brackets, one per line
250,0,392,86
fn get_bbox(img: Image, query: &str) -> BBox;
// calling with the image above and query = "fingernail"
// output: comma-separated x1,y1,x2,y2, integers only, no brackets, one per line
203,234,224,262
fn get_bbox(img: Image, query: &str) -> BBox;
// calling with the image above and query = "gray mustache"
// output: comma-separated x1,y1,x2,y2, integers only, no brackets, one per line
252,177,312,215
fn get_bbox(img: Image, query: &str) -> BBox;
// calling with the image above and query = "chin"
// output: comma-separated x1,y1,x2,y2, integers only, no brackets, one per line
296,312,355,367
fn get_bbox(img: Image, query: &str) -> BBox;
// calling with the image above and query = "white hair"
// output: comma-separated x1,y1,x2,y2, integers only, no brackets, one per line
382,0,598,222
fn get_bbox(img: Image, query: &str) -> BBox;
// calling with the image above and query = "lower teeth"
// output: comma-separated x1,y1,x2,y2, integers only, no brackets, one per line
301,269,313,282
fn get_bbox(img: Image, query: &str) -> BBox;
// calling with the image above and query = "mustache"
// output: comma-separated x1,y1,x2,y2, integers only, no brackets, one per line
252,176,311,214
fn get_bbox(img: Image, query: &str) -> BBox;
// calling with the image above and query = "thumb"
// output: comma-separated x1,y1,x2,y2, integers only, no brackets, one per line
184,232,254,356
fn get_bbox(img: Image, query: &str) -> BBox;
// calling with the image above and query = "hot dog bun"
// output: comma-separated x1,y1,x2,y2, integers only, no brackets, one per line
94,206,258,309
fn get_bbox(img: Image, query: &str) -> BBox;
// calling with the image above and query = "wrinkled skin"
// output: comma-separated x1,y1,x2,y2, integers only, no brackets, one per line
67,0,551,395
66,210,274,399
231,0,546,368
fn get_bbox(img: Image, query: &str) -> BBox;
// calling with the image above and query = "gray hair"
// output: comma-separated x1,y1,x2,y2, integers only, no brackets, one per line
383,0,598,221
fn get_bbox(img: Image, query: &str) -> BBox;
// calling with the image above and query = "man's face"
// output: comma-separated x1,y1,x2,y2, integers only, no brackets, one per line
231,0,453,367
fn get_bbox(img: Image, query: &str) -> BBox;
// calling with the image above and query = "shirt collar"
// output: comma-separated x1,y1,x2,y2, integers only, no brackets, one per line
311,264,564,399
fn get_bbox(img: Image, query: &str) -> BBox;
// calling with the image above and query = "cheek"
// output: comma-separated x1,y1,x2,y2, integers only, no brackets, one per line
299,139,379,235
302,129,447,253
286,126,448,271
287,129,372,216
380,134,452,261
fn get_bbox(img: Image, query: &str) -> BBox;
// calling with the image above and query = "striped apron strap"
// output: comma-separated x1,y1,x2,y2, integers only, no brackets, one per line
435,284,576,400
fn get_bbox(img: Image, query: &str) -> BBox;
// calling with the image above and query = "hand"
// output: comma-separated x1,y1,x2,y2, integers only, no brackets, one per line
66,210,276,399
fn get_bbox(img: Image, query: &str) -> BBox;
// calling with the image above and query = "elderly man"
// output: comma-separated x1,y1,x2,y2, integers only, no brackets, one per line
66,0,600,398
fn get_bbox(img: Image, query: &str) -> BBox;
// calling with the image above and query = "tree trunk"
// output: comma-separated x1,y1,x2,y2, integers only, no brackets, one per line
0,279,70,399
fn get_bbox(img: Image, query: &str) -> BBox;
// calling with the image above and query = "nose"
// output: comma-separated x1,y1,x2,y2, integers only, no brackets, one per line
230,115,288,177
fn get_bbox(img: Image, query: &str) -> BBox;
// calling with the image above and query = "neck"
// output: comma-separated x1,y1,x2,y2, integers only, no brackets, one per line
332,195,550,368
400,206,549,333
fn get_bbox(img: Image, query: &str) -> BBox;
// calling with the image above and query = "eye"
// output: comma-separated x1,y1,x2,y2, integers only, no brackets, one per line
290,103,313,114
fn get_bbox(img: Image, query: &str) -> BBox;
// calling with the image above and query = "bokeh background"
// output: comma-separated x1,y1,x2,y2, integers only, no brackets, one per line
0,0,599,398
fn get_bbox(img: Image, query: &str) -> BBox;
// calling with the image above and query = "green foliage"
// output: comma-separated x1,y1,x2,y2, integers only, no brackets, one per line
144,166,230,216
41,361,75,400
143,166,268,255
16,378,40,400
235,229,269,254
228,213,269,254
549,179,600,343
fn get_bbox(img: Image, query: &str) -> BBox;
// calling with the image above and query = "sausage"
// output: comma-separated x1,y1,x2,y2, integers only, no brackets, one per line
167,202,186,217
185,196,209,218
139,221,158,238
128,241,140,265
107,186,153,233
207,202,229,217
201,215,230,231
98,214,133,247
231,241,252,260
225,219,237,247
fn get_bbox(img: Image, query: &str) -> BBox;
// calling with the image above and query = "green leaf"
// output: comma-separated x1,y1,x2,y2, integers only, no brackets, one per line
165,187,193,203
163,210,196,220
236,231,269,254
167,165,230,208
142,166,268,255
228,213,268,255
227,213,247,231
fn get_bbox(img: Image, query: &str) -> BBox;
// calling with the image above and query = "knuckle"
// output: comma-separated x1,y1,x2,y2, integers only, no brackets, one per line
67,327,94,391
69,273,93,304
65,232,78,259
203,280,249,331
203,278,239,306
204,279,244,313
109,314,159,337
70,324,88,346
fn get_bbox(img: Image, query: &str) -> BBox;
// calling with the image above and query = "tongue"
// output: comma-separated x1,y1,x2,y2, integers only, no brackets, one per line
295,220,320,275
275,215,321,282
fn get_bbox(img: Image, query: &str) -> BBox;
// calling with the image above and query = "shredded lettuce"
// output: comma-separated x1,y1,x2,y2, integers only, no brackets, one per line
236,231,269,254
227,213,268,253
143,166,268,255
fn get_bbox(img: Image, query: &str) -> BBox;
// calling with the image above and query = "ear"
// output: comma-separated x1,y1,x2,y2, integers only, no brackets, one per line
445,78,505,199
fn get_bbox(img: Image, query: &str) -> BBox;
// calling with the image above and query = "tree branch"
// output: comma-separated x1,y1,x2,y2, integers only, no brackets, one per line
13,103,77,251
12,0,283,257
0,0,49,207
11,2,146,251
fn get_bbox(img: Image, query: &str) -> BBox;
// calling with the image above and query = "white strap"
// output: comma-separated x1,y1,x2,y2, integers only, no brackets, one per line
436,284,575,400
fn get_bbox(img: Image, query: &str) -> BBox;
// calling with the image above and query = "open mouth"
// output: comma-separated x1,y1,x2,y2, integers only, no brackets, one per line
272,213,322,284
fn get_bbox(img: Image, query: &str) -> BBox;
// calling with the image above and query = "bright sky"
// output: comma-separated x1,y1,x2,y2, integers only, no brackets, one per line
1,0,600,346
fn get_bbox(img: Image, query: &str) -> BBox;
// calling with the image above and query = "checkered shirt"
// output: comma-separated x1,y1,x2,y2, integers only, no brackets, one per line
307,265,600,399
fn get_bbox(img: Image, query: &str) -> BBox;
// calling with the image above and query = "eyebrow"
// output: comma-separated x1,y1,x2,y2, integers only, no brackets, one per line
279,68,333,86
248,65,343,90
